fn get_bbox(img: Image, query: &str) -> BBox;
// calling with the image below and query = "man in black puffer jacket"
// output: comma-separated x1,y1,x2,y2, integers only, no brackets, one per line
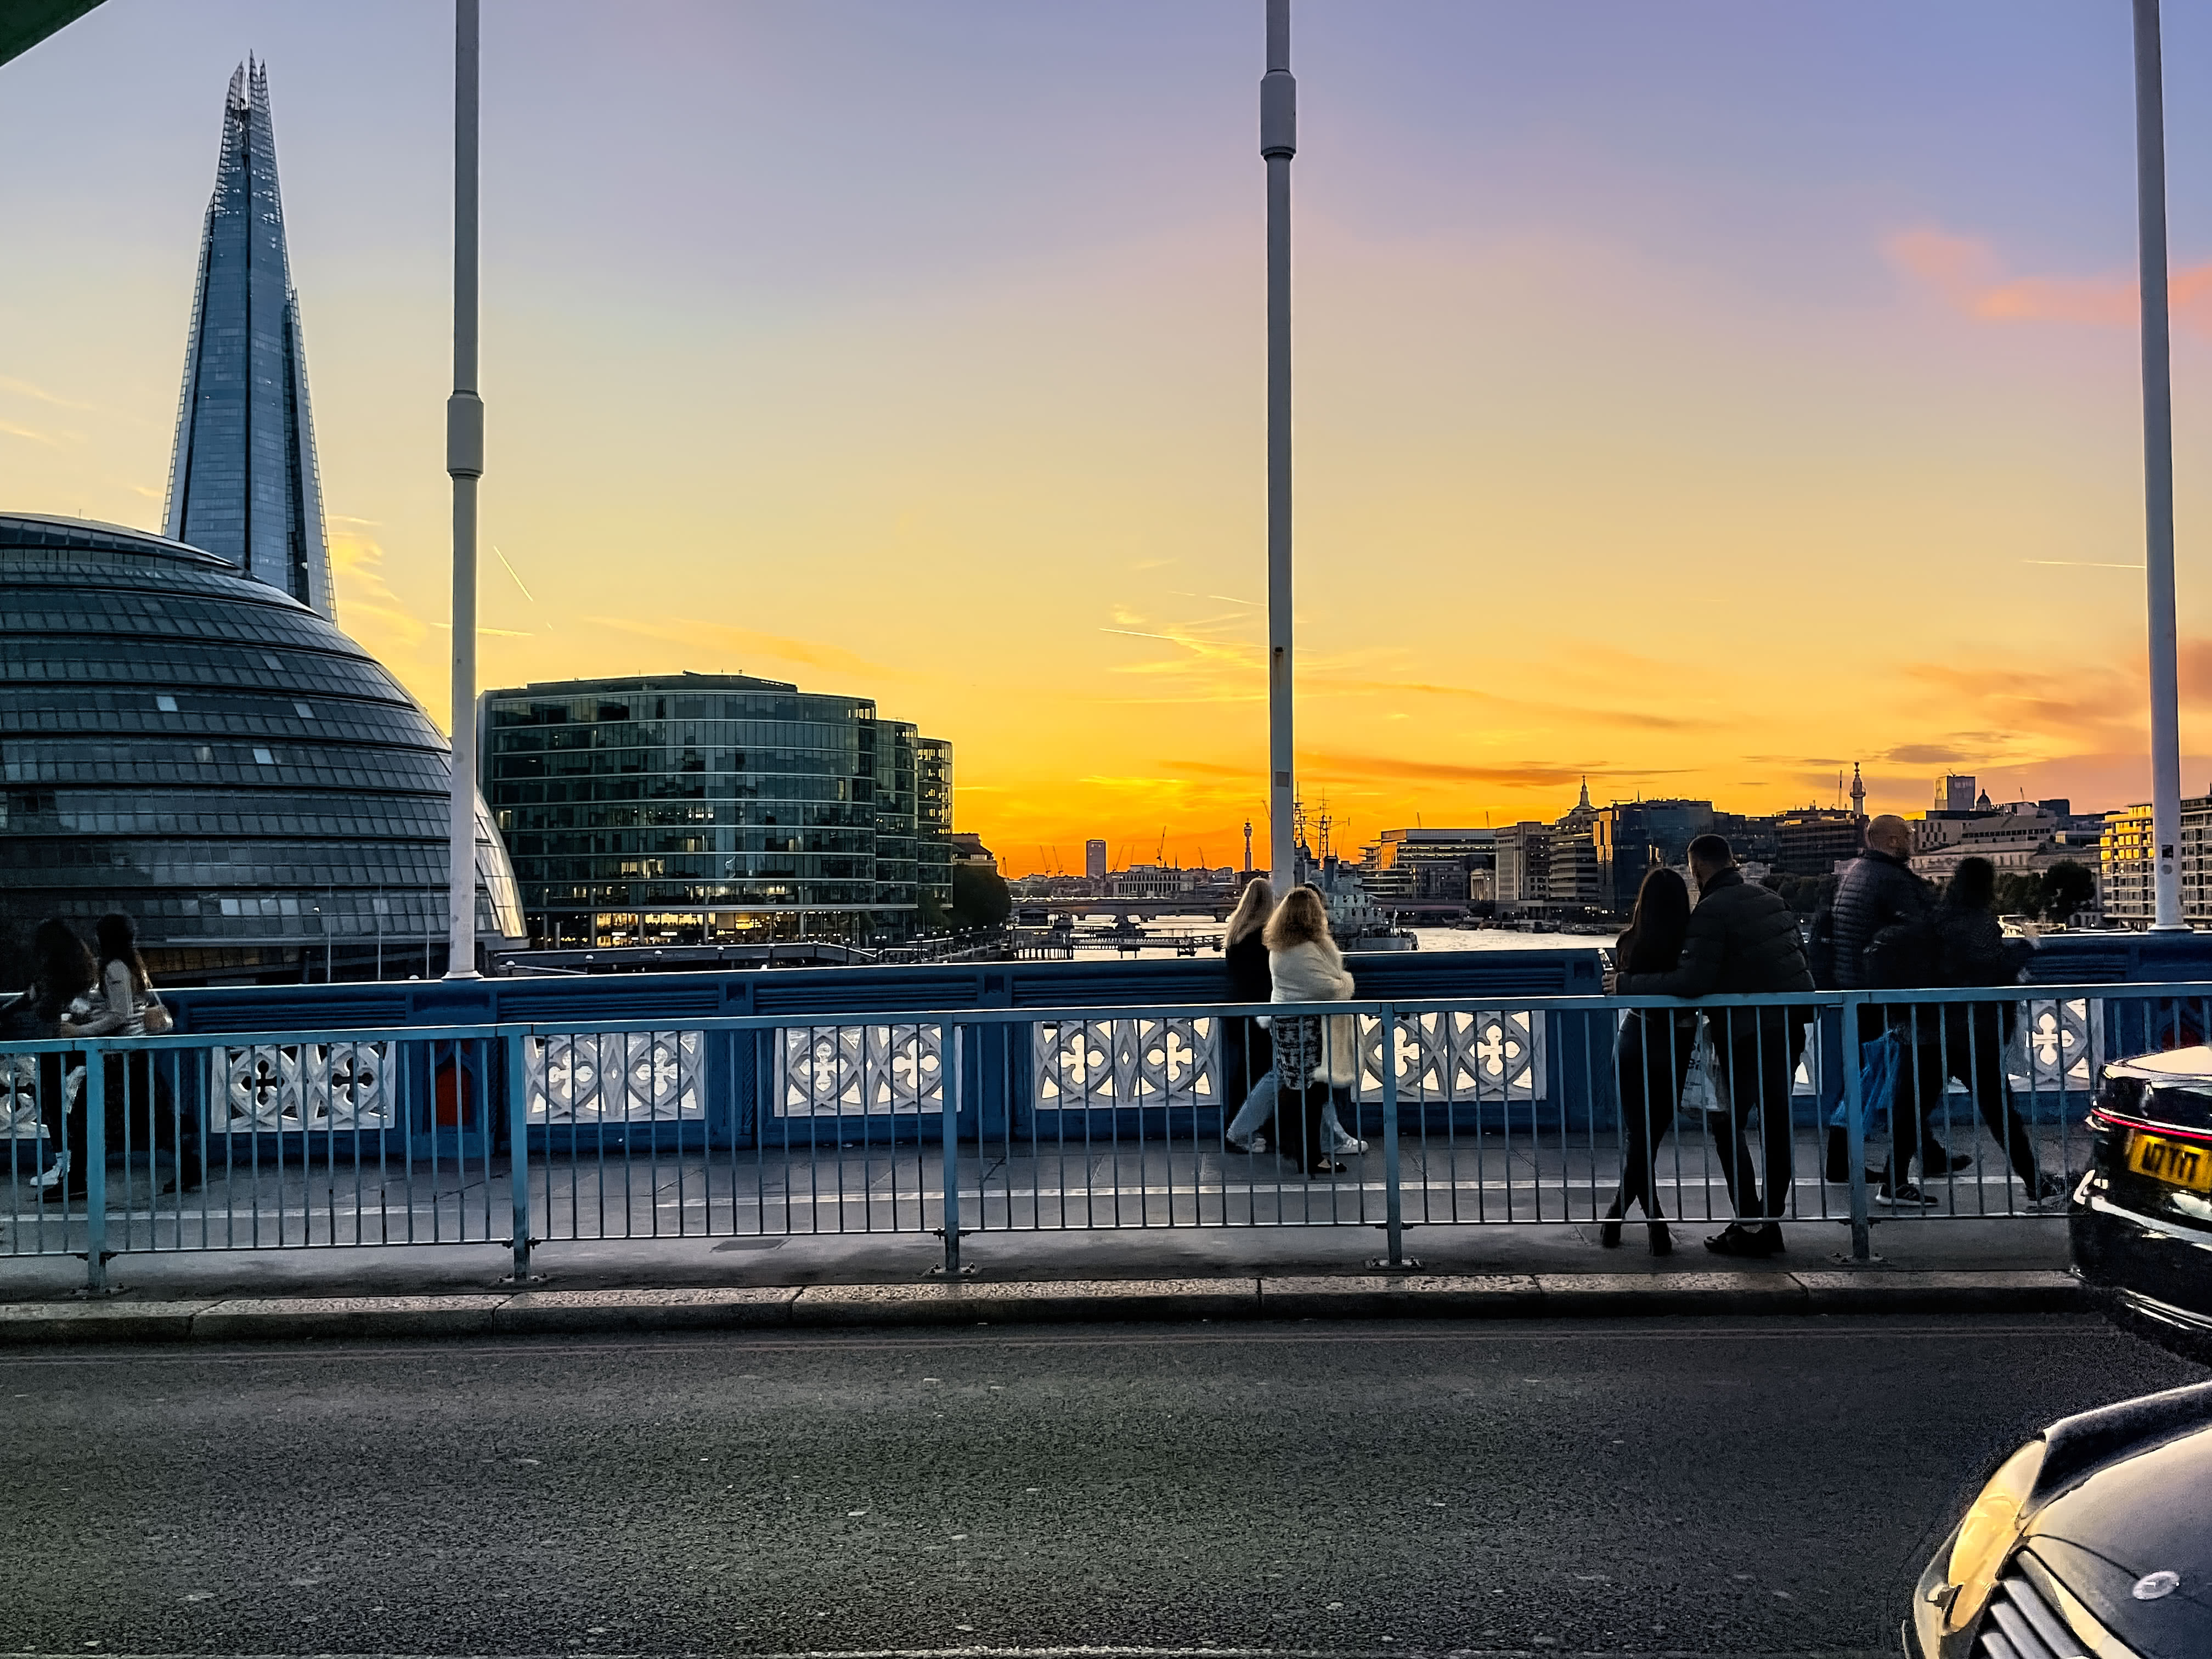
1829,815,1930,992
1604,834,1812,1259
1825,814,1960,1202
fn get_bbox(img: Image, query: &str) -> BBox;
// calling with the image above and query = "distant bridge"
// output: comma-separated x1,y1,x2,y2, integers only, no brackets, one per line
1014,895,1476,923
1015,897,1234,922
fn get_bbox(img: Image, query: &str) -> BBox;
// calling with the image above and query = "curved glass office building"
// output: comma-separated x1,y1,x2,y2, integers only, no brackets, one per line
484,674,953,946
0,513,524,979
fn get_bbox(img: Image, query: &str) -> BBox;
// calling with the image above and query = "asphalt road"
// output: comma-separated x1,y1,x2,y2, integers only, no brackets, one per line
0,1315,2200,1658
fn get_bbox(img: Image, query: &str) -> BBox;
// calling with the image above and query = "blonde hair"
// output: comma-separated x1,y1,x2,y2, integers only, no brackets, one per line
1262,886,1333,951
1223,878,1274,947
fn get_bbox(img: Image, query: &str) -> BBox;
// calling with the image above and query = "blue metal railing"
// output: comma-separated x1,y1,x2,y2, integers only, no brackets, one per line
2,975,2198,1292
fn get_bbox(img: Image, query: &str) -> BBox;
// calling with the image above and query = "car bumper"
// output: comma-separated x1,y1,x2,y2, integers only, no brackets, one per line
2070,1181,2212,1348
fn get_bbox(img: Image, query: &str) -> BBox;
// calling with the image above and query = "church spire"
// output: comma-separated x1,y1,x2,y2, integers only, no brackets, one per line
163,58,334,619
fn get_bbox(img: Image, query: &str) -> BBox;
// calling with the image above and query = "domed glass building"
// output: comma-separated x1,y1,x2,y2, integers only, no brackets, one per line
0,513,524,981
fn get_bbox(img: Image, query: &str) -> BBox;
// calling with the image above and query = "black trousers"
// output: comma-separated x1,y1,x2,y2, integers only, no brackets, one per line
34,1052,73,1177
1889,1003,2042,1189
1270,1081,1335,1172
36,1050,193,1184
1613,1011,1697,1219
1706,1008,1812,1223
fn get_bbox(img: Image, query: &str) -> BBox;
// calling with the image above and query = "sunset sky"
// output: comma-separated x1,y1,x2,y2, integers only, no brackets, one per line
9,2,2212,876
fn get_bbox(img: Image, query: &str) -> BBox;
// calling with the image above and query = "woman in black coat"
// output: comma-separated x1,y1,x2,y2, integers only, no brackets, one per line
1911,857,2056,1205
1219,878,1278,1152
24,918,96,1199
1602,867,1695,1254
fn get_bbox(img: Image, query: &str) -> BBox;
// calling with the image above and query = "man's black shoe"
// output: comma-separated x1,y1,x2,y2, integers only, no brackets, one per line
1703,1222,1783,1258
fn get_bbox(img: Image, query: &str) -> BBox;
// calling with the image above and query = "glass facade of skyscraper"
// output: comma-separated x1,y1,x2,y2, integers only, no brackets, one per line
0,514,524,980
482,675,955,946
162,59,334,619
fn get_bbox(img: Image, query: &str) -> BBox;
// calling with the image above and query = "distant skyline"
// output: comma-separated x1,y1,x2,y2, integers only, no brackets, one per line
9,3,2212,877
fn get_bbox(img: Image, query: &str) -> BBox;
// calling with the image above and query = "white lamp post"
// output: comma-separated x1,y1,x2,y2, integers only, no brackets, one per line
2133,0,2186,930
445,0,486,974
1262,0,1296,886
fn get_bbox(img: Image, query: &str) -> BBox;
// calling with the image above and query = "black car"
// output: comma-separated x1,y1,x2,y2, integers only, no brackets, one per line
2072,1046,2212,1358
1906,1379,2212,1657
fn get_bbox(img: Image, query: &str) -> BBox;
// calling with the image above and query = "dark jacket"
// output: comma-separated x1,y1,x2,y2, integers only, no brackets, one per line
1224,928,1272,1005
1617,868,1815,998
1829,849,1931,991
1935,903,2034,988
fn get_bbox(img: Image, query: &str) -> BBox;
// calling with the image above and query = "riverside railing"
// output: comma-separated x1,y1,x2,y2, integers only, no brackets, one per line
1,980,2201,1292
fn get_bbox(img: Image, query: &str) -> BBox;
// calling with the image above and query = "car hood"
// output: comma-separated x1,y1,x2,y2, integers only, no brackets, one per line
2023,1425,2212,1649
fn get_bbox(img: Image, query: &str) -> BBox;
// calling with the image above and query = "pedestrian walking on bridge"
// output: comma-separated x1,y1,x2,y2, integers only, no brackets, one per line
1220,877,1277,1153
1824,814,1966,1204
1263,888,1355,1177
1910,857,2066,1210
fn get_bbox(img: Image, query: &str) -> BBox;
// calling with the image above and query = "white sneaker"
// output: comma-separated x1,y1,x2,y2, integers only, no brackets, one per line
1227,1134,1268,1155
1333,1137,1369,1155
31,1152,69,1190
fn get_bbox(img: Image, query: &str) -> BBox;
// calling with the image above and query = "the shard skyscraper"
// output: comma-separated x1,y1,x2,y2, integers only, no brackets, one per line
163,59,334,620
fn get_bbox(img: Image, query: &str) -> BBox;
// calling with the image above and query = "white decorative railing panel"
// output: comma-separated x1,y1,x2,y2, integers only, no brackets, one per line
1370,1009,1544,1104
776,1023,941,1118
1035,1017,1216,1110
528,1030,704,1124
215,1040,397,1132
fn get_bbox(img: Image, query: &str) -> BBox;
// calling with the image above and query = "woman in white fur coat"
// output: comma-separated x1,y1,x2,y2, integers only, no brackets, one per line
1263,887,1358,1176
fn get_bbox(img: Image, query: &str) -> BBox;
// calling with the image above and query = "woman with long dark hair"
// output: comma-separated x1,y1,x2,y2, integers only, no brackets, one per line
1913,856,2058,1205
25,918,97,1199
1601,867,1695,1254
1219,878,1278,1153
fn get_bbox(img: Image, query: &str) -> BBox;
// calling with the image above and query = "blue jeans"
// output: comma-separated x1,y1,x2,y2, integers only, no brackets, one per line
1227,1069,1355,1147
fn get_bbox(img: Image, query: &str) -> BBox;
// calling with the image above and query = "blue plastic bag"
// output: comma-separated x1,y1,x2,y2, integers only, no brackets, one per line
1830,1028,1899,1139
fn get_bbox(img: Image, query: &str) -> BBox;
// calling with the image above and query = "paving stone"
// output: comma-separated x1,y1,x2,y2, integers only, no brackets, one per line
1533,1271,1810,1313
791,1277,1259,1326
1260,1273,1543,1319
190,1294,504,1341
0,1299,216,1345
1792,1268,2086,1314
495,1285,799,1334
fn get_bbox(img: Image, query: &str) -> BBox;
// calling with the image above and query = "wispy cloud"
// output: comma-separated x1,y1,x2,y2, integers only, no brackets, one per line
588,615,906,681
0,420,61,447
1886,226,2212,336
2022,559,2143,571
329,531,431,650
1299,750,1619,788
0,376,93,413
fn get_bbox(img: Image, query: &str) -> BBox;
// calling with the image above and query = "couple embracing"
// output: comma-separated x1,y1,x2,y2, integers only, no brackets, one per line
1600,834,1814,1259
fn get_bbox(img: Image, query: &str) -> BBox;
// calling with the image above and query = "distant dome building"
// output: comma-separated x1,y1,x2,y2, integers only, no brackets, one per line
0,514,523,980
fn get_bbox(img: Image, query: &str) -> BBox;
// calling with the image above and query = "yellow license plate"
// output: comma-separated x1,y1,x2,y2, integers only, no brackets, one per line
2130,1132,2212,1194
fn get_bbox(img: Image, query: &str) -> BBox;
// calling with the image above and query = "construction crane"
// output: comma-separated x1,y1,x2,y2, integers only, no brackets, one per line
1155,827,1168,866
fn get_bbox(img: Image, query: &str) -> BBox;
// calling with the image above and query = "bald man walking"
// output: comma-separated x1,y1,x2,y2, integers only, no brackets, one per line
1830,815,1962,1203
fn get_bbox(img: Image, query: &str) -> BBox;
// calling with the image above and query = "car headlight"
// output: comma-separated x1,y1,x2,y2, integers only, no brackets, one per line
1913,1438,2047,1656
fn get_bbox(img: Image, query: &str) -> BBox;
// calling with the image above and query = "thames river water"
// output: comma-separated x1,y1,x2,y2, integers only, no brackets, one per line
1064,916,1606,961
